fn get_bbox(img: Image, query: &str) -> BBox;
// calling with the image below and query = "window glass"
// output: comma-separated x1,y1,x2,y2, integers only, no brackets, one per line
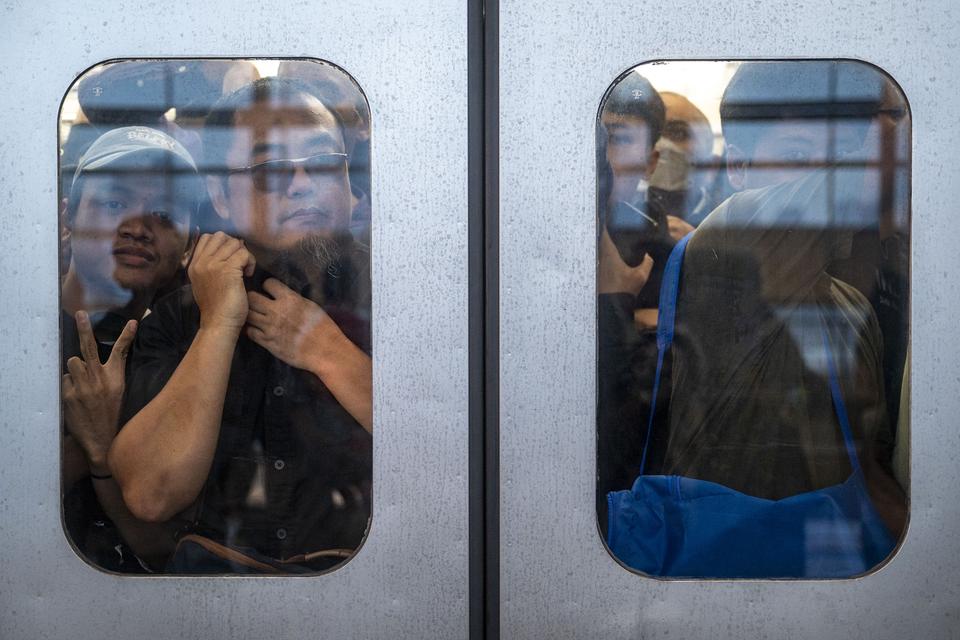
59,59,372,574
597,60,910,578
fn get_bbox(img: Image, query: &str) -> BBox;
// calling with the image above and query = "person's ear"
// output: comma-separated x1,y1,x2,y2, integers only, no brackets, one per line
206,176,231,221
725,144,749,191
644,147,660,179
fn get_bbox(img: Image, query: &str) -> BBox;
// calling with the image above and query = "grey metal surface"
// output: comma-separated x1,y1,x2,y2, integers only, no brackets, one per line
0,2,469,639
499,1,960,638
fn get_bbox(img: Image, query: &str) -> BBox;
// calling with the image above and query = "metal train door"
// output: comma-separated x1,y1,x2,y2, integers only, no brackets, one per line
498,0,960,638
1,2,472,638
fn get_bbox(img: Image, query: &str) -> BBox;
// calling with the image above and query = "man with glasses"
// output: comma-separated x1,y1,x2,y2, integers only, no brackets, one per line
110,77,372,573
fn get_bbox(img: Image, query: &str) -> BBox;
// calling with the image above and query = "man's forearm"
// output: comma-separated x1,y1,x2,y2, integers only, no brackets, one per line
109,326,239,522
307,336,373,434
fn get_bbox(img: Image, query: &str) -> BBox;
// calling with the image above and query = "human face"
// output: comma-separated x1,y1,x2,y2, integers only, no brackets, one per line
601,112,658,203
217,94,352,255
70,172,193,299
739,119,865,190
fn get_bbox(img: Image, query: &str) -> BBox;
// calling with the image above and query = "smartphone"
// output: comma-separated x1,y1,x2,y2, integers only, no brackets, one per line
604,199,659,267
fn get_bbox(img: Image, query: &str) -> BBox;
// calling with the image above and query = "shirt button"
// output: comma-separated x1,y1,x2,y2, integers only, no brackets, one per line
274,459,285,471
273,386,285,397
276,528,287,540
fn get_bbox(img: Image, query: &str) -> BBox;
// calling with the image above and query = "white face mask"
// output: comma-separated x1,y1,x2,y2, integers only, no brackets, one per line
648,137,690,192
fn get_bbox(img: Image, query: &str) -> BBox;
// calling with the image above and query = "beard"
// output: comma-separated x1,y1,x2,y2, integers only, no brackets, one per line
292,232,344,272
264,231,352,296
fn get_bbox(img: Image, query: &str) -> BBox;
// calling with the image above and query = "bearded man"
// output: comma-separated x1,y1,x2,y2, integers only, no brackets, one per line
110,78,372,573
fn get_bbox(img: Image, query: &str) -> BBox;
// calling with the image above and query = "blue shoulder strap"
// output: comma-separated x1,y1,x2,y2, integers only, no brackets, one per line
637,232,862,476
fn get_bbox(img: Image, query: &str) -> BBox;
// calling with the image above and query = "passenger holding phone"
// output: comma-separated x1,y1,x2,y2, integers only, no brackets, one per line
599,72,671,307
596,78,666,531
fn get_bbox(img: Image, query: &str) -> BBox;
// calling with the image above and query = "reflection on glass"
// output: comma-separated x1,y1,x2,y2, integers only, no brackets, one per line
60,59,372,574
598,60,909,578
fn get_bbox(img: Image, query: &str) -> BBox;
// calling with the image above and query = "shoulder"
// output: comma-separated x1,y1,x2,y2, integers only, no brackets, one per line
829,276,883,353
146,285,198,322
136,285,200,354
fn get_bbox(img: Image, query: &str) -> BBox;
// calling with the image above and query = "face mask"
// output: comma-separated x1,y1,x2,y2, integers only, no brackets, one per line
648,137,691,192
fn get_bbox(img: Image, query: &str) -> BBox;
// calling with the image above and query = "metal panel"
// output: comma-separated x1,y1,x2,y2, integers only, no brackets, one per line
499,1,959,637
0,2,469,639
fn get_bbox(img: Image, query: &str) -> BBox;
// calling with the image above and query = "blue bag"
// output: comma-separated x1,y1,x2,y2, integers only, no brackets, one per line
606,234,896,578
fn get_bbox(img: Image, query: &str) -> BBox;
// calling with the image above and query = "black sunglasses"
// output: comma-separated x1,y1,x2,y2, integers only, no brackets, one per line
227,152,348,193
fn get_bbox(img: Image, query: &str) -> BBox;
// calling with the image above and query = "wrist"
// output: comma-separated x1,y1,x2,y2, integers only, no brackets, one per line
303,321,351,379
196,323,243,342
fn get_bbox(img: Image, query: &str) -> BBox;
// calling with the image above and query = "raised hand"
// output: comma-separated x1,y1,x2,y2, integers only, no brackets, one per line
62,311,137,474
247,277,372,432
598,226,654,296
188,232,256,331
246,278,346,372
667,215,696,243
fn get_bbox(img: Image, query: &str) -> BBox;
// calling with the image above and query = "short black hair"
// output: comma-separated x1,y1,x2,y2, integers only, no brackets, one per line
203,76,347,172
601,72,665,148
719,60,890,154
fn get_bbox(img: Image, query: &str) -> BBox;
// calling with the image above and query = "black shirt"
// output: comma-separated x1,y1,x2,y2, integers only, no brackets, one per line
121,245,372,566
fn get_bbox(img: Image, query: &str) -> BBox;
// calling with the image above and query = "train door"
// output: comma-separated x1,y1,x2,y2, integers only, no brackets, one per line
497,0,960,638
4,1,960,638
1,2,473,638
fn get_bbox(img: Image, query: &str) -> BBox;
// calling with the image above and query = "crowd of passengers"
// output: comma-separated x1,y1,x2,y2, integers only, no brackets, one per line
61,60,372,573
597,62,910,568
59,59,909,575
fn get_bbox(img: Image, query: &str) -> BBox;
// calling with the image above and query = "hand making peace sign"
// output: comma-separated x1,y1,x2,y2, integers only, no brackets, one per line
62,310,138,476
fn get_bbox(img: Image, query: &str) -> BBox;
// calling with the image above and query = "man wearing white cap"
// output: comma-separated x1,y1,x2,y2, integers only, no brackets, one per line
61,126,203,571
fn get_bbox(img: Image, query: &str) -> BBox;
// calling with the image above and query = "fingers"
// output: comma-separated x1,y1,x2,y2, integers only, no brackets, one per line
106,319,138,368
599,227,627,268
188,232,255,291
245,324,268,347
75,311,101,366
262,278,292,299
249,280,308,320
226,244,254,274
247,291,272,318
243,249,257,277
194,231,231,258
207,234,254,274
62,373,81,424
209,235,245,262
62,373,76,400
634,253,655,283
666,216,695,242
65,356,89,389
191,232,252,268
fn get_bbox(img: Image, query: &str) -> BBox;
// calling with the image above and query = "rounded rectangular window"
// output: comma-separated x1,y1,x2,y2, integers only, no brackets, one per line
59,58,372,574
597,60,910,578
